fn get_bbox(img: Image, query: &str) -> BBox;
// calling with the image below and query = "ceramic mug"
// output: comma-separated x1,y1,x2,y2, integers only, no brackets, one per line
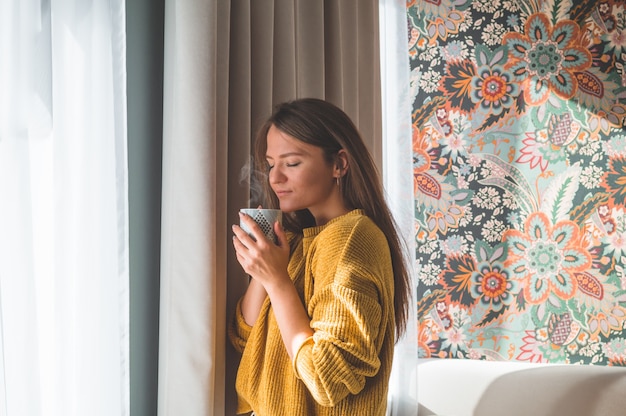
239,208,282,244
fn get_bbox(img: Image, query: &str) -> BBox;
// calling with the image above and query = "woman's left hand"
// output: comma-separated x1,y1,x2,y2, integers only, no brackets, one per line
232,212,291,289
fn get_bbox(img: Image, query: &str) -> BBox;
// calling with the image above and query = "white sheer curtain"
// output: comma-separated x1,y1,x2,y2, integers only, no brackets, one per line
380,0,419,414
0,1,129,415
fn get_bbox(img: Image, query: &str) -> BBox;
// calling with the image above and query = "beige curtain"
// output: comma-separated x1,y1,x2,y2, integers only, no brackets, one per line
158,1,382,415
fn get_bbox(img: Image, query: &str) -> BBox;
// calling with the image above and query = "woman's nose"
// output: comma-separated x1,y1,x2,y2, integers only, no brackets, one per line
269,166,285,184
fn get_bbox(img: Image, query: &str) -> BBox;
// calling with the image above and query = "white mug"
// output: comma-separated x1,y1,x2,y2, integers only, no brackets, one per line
239,208,282,243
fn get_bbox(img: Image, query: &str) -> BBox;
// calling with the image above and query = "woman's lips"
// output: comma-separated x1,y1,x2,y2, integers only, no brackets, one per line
274,190,291,198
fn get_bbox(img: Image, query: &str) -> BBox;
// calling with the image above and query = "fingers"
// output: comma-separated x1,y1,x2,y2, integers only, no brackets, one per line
232,226,256,274
232,220,271,255
274,220,289,248
233,212,284,277
233,225,264,254
231,226,247,250
237,212,264,242
239,211,281,245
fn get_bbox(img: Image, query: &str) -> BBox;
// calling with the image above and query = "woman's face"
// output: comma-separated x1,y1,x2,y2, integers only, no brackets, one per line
265,125,347,225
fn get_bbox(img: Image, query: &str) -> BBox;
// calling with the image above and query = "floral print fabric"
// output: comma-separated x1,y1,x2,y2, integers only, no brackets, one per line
409,0,626,365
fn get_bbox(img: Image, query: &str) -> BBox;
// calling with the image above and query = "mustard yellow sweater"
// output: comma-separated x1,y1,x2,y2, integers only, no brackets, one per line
229,210,395,416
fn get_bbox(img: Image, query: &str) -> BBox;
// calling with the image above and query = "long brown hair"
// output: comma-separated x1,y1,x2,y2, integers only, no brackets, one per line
252,98,412,340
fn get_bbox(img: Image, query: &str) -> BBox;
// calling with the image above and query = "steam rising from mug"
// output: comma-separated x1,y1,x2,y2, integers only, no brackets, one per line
239,156,267,208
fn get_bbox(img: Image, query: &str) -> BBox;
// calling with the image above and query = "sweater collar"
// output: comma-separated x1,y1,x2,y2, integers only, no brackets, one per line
302,209,365,240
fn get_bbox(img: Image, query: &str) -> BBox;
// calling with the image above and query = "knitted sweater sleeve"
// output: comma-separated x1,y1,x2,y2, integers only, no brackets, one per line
228,298,253,353
228,232,299,353
292,217,393,407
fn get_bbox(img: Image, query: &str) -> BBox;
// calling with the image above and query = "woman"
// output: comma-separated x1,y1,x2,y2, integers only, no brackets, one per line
229,98,411,415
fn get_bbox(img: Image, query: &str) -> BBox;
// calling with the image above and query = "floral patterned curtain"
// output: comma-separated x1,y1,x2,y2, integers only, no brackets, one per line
410,0,626,365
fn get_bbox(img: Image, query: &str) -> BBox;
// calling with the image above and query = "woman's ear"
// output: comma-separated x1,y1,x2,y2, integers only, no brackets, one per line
335,149,349,177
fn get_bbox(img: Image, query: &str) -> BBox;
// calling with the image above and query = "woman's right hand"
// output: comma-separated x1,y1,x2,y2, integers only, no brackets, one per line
232,212,290,289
